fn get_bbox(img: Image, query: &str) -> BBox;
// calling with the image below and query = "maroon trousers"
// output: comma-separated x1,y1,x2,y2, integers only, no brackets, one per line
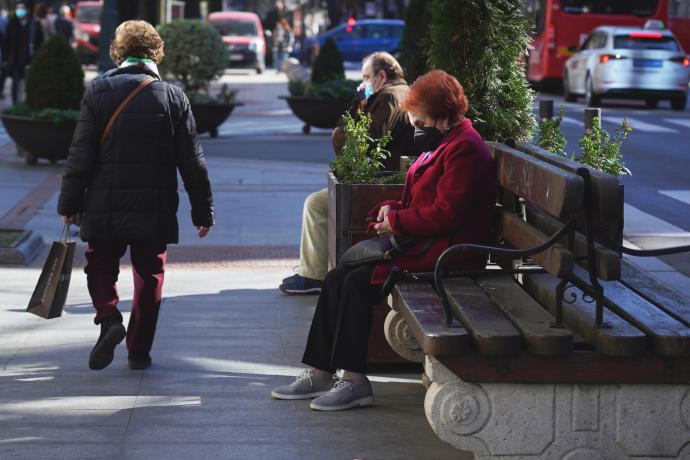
85,241,167,352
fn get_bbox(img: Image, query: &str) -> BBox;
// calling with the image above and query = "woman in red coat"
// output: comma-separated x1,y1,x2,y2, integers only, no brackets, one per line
272,70,496,411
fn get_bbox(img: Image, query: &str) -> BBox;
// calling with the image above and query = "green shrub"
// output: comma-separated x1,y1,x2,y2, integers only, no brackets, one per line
311,38,344,84
158,20,229,96
399,0,431,82
3,103,80,122
331,110,392,184
25,36,84,111
535,107,567,157
427,0,535,141
577,118,632,177
187,84,237,104
288,79,306,96
305,79,358,99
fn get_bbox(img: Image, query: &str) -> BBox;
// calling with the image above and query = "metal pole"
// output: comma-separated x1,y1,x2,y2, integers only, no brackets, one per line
584,108,601,131
98,0,118,75
539,99,554,121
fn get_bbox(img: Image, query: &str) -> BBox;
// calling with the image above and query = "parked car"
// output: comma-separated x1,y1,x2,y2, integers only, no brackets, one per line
563,22,690,110
73,1,102,64
291,19,404,63
208,11,266,74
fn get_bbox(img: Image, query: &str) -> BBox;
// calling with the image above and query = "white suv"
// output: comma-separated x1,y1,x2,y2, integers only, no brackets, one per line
563,23,689,110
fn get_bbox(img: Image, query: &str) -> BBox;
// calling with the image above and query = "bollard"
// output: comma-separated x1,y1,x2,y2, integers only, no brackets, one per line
539,100,554,121
584,108,602,131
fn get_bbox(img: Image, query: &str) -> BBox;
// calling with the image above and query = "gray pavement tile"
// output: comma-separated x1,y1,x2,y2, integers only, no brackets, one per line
128,404,297,427
0,443,124,460
0,409,132,427
122,425,294,445
120,443,302,460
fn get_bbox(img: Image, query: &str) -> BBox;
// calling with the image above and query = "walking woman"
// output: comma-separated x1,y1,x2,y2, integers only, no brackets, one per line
272,70,496,411
57,20,214,371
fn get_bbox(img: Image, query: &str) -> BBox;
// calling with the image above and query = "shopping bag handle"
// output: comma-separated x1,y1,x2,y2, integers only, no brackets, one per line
59,224,72,243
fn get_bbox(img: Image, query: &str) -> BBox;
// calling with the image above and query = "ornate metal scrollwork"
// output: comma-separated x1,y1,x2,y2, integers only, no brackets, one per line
562,283,595,305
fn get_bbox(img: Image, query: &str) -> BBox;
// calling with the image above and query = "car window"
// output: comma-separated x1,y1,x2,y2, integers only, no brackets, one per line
593,32,608,49
331,24,365,40
77,6,101,23
614,34,680,50
561,0,658,16
581,34,595,50
389,25,403,38
367,24,390,39
210,19,258,37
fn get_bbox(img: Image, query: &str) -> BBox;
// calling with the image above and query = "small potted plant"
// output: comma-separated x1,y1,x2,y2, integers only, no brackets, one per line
281,38,358,134
0,36,83,165
158,19,242,138
327,110,405,267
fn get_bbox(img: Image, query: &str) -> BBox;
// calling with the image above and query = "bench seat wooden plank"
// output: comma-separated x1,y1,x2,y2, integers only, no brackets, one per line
572,265,690,357
523,273,647,357
392,283,471,356
493,144,584,219
437,350,690,384
443,278,522,356
620,259,690,328
499,209,574,278
476,275,573,356
525,204,621,281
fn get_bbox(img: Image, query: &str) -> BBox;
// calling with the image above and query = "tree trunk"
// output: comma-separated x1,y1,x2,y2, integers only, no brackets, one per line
326,0,343,28
184,0,201,18
117,0,139,22
208,0,223,13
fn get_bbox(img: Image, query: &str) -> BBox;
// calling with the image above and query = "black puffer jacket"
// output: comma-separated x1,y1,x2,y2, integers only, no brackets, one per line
58,66,214,244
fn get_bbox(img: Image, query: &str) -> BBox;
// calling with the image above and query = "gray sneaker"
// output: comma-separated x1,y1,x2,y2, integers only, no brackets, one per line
271,369,335,400
309,378,375,411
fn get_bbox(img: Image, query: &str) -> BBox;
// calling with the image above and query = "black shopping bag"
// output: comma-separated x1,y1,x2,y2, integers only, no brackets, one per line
27,227,76,319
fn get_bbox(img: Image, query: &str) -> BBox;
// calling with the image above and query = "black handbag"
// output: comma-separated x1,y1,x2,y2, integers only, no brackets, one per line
341,234,434,268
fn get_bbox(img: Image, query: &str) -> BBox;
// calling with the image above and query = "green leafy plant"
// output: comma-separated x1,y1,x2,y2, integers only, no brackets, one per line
305,79,359,99
576,117,632,177
25,36,84,112
4,103,80,122
426,0,535,141
158,20,229,99
311,37,345,84
331,110,392,184
288,79,306,96
187,84,237,104
535,107,567,157
399,0,431,82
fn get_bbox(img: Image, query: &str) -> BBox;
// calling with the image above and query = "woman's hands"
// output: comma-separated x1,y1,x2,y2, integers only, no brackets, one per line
61,215,75,225
197,226,210,238
374,205,393,236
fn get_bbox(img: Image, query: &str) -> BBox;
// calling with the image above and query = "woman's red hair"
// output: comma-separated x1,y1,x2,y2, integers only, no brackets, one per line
403,70,469,124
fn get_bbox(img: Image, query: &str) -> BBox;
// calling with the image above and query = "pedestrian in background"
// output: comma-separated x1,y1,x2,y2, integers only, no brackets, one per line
4,2,43,104
57,20,215,371
0,8,9,99
34,2,55,39
53,5,73,43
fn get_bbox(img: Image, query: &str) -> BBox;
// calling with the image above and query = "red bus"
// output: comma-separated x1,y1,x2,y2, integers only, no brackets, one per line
523,0,690,85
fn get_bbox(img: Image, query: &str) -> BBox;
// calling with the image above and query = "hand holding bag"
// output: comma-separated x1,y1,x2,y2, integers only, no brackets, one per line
340,234,433,268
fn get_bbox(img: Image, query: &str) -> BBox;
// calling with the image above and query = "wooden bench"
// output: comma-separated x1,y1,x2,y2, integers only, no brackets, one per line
384,141,690,459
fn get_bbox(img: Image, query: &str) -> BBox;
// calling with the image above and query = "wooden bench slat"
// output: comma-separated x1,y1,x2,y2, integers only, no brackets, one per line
443,278,522,356
437,350,690,384
523,273,647,357
493,144,584,219
392,283,471,356
524,204,621,280
620,259,690,328
499,209,574,279
572,265,690,357
476,275,573,356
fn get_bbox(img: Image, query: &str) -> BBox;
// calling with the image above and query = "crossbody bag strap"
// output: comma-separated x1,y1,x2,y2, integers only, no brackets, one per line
388,235,435,257
100,76,156,145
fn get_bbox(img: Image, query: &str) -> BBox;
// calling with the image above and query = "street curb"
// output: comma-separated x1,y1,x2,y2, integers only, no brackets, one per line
0,229,45,264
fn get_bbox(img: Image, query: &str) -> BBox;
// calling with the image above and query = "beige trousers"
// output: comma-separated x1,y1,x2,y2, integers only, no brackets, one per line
299,187,329,281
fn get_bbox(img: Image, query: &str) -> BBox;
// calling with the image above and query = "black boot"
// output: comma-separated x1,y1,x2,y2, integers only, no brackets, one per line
128,351,152,370
89,316,126,370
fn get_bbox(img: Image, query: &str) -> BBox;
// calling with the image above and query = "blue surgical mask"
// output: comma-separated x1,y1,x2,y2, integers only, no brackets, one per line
364,82,374,100
16,8,27,18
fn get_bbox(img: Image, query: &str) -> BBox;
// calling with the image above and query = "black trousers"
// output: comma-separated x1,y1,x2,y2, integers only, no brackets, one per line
302,264,380,374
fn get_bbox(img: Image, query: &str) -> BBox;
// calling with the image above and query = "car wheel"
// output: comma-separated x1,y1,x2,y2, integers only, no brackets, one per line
585,74,601,107
645,98,658,109
563,72,577,102
671,95,687,111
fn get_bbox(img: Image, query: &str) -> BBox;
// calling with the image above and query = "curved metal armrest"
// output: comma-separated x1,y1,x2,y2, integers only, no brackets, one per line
600,240,690,257
433,220,575,326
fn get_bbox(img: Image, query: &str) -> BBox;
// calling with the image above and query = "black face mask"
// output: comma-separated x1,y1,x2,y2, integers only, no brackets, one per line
414,126,446,153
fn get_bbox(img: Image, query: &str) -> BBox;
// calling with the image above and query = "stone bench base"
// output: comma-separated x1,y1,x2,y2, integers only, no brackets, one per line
424,356,690,459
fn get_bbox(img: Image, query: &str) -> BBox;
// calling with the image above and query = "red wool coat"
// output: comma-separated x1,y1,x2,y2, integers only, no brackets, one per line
368,118,497,285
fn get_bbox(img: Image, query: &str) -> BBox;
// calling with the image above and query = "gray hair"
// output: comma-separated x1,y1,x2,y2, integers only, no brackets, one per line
364,52,404,81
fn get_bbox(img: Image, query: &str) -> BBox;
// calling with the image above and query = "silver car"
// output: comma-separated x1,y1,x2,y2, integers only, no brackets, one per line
563,25,689,110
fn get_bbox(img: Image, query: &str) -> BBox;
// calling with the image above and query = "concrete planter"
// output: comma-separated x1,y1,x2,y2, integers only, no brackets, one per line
0,114,77,165
280,96,351,134
0,229,44,264
191,102,243,138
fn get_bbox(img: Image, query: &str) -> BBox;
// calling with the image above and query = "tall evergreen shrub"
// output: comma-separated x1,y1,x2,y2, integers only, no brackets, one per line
311,38,344,83
427,0,535,141
25,36,84,111
399,0,431,82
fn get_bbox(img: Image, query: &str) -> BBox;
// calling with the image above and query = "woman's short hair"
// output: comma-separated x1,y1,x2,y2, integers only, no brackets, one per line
403,70,469,124
363,51,404,81
110,20,165,66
